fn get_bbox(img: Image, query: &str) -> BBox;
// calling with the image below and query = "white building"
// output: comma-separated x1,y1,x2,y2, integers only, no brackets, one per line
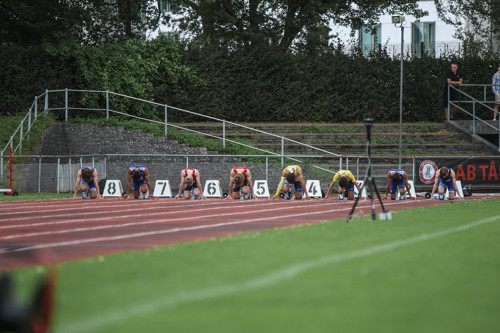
331,0,462,57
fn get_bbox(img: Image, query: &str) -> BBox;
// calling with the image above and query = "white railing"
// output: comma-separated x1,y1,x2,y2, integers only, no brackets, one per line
447,83,500,149
1,89,342,180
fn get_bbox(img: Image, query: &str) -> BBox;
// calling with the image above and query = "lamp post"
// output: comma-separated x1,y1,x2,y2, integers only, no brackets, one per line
392,15,406,169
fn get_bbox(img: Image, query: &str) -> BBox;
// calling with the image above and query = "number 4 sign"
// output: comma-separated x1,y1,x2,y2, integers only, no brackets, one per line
253,180,270,198
306,180,322,198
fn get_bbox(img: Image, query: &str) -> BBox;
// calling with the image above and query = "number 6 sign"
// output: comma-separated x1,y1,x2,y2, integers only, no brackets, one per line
203,180,222,198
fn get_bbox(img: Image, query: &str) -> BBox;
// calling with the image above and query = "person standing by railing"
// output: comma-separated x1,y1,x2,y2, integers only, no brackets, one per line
492,63,500,121
443,63,463,120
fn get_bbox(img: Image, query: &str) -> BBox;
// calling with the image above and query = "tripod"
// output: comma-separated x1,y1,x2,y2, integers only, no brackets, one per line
347,118,391,222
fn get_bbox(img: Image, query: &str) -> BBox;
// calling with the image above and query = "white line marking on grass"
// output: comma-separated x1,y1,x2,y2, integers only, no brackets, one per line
61,214,500,333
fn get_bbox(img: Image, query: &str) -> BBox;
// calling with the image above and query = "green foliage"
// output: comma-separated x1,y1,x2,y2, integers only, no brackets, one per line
2,39,499,123
42,37,197,120
0,113,56,154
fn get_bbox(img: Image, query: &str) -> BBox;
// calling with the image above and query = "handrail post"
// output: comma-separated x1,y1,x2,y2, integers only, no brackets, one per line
44,89,48,112
164,104,168,137
34,96,38,119
339,156,342,170
223,120,226,149
57,157,60,193
0,150,3,181
356,156,359,180
447,85,450,121
281,136,284,167
38,156,41,193
265,157,268,182
19,121,23,153
106,90,109,119
186,156,189,169
65,88,68,121
472,100,476,135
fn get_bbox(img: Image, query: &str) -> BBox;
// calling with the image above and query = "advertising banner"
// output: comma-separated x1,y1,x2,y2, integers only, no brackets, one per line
415,157,500,186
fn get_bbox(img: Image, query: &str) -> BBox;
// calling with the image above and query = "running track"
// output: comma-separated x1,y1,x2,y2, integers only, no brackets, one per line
0,197,478,270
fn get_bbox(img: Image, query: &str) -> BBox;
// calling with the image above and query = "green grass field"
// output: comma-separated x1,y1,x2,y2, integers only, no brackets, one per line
8,199,500,333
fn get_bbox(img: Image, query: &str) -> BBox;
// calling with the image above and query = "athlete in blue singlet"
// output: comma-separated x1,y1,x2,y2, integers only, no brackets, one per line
385,169,414,200
123,165,154,199
73,166,101,199
430,166,462,200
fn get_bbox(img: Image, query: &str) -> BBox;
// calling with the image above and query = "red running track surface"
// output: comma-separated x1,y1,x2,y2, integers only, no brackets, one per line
0,196,477,270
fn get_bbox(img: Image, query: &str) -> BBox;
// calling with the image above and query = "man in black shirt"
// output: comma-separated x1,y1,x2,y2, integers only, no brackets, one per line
443,63,463,120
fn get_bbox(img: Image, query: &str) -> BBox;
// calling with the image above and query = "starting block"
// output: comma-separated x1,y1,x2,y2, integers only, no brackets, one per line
204,180,222,198
354,181,367,199
253,180,270,198
306,180,322,198
402,180,417,199
153,180,172,197
445,180,463,199
102,180,124,197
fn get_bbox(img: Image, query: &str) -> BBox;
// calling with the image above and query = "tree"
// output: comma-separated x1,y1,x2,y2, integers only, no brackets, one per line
0,0,168,46
435,0,500,55
173,0,427,51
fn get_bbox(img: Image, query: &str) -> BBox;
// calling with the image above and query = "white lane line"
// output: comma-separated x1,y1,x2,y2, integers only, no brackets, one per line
61,214,500,333
1,203,373,253
0,200,280,226
0,199,259,217
0,202,338,240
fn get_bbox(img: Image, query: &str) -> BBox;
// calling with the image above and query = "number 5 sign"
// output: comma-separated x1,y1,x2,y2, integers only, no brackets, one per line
253,180,270,198
204,180,222,198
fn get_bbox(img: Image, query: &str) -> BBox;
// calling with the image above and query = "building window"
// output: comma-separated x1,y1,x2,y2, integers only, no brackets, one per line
159,0,180,14
160,31,180,41
412,22,435,57
359,25,381,56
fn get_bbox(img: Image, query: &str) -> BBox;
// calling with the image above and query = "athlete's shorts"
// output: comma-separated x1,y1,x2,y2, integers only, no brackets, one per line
495,92,500,104
132,179,147,191
339,180,355,192
184,181,199,192
81,179,97,192
284,179,303,192
438,179,455,192
389,179,405,195
232,178,249,192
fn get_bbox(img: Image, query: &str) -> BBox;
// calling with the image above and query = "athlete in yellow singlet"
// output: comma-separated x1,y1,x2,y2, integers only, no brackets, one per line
272,165,308,200
323,169,361,200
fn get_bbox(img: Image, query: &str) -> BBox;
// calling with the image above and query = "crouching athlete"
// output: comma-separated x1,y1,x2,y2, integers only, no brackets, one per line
272,165,308,200
227,166,255,200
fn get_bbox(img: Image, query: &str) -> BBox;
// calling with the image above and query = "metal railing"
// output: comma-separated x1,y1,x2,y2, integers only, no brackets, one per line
447,83,500,149
1,89,342,180
4,153,418,194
